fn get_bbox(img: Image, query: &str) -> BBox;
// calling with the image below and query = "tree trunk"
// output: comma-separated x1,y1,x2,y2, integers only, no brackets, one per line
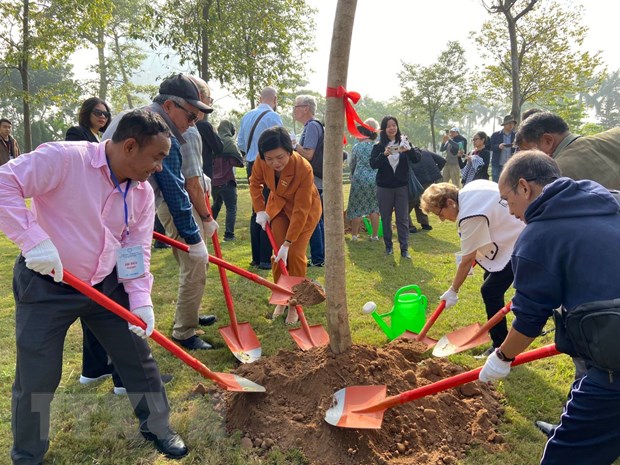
200,1,211,80
97,27,107,100
324,0,357,354
506,16,520,121
21,0,31,152
113,32,134,108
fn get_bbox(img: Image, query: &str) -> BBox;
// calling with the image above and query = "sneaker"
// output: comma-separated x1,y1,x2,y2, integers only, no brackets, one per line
370,236,380,241
258,262,272,270
223,236,235,242
351,235,358,241
385,247,393,255
535,420,557,437
307,259,324,267
474,346,496,359
401,250,411,259
79,373,112,384
421,224,433,231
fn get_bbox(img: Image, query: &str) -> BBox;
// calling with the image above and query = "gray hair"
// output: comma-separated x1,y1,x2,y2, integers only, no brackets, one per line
500,150,561,190
296,94,316,115
153,94,187,107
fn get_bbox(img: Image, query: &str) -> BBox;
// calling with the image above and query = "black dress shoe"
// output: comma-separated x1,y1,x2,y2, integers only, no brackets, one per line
408,226,418,233
535,420,557,437
142,429,188,459
421,224,433,231
198,314,217,326
258,262,272,270
172,335,213,350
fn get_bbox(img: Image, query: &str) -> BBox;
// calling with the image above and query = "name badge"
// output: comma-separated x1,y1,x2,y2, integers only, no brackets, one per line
116,245,146,281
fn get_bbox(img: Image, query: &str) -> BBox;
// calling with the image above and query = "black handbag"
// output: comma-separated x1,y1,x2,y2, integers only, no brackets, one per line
406,152,424,204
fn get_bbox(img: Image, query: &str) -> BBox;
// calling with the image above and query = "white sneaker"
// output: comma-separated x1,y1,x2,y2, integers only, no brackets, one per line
113,386,127,395
79,373,112,385
370,236,380,241
351,235,358,241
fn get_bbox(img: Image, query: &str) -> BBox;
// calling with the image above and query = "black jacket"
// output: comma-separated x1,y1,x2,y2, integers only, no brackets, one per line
65,125,99,142
411,149,445,185
196,120,224,178
370,143,421,188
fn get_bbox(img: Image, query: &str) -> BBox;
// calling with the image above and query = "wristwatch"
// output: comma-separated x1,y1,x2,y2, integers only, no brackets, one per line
495,348,515,362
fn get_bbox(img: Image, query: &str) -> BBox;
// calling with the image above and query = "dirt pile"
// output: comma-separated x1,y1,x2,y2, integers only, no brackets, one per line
218,339,506,465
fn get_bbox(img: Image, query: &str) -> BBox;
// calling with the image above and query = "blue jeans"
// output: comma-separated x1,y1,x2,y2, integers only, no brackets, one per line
309,189,324,264
211,181,238,239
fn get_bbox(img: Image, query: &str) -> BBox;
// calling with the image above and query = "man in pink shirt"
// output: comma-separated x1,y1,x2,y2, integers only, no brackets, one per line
0,110,189,463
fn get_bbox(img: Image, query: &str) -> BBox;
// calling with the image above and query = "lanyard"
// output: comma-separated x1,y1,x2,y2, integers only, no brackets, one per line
106,157,131,236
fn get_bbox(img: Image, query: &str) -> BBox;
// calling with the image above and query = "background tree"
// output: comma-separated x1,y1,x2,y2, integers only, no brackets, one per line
400,41,473,151
145,0,316,107
580,70,620,129
474,0,602,123
0,0,107,151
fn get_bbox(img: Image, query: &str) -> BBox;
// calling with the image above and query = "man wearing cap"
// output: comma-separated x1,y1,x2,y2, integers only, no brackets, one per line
0,110,190,462
238,87,282,269
515,111,620,190
104,73,217,350
490,115,517,182
440,127,467,187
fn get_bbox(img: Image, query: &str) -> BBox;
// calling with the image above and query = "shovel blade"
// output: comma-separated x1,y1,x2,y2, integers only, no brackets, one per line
289,324,329,350
211,372,266,392
325,385,387,429
432,323,490,357
218,322,262,364
400,331,438,349
268,275,305,305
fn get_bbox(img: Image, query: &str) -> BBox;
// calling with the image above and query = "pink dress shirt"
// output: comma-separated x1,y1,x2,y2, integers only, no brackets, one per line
0,140,155,309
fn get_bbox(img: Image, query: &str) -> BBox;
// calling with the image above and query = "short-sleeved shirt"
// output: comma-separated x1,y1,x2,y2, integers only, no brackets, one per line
459,216,494,257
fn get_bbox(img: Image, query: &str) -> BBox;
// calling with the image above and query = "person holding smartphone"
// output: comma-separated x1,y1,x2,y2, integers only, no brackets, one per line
490,115,517,182
369,116,421,258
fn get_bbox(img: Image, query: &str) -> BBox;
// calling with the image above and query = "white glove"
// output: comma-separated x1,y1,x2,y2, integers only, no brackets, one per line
202,174,212,194
479,350,512,383
274,243,289,266
440,287,459,309
23,238,64,282
202,218,219,238
129,305,155,338
256,211,270,230
399,135,412,151
188,240,209,264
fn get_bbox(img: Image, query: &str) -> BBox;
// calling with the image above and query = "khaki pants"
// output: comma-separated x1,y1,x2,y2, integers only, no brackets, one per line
157,203,208,340
442,163,461,188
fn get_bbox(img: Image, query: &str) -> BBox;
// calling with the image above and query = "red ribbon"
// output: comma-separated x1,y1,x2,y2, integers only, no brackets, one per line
326,86,377,140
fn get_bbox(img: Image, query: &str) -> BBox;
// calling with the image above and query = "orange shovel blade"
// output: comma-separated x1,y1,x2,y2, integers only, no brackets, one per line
432,323,490,357
268,275,307,305
400,331,438,349
324,385,387,429
289,324,330,350
209,371,266,392
218,322,262,363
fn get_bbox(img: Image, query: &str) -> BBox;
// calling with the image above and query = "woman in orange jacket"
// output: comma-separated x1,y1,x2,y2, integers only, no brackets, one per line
249,126,322,324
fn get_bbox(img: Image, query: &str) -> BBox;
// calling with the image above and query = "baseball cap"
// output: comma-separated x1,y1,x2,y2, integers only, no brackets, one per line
450,127,460,133
159,74,213,113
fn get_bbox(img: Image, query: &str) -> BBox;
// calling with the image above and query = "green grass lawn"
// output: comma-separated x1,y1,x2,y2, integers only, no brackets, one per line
0,184,581,464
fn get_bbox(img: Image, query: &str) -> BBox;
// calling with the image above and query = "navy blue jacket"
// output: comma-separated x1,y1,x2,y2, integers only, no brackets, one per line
511,178,620,345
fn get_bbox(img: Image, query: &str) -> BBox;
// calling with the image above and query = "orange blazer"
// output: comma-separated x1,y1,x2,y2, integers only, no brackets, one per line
249,152,322,243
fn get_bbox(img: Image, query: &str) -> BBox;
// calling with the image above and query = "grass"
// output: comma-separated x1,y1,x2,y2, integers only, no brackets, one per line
0,183,581,465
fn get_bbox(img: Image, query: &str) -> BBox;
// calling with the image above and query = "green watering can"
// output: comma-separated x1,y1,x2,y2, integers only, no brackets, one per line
363,285,428,340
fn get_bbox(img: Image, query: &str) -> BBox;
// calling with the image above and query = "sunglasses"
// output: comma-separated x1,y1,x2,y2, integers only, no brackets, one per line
92,109,111,119
172,101,199,123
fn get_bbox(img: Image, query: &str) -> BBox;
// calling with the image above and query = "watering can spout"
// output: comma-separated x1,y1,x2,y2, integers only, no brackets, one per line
371,311,397,340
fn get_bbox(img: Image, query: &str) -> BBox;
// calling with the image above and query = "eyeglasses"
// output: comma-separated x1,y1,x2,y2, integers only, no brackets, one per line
92,109,111,119
499,175,559,207
294,104,308,109
172,101,199,123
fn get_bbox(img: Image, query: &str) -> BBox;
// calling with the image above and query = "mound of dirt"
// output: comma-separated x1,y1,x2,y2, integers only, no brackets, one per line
216,339,506,465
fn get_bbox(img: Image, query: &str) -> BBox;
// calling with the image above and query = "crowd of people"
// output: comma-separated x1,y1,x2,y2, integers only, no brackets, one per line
1,75,620,464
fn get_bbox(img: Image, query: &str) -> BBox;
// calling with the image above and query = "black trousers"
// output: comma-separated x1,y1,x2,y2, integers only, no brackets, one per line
11,257,170,465
246,161,272,265
480,262,514,347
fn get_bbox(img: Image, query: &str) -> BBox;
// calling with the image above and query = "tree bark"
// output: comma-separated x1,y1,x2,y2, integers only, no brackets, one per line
97,27,107,100
113,32,133,108
324,0,357,354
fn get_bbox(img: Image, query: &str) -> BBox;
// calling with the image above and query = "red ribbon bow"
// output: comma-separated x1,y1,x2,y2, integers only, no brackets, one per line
326,86,377,140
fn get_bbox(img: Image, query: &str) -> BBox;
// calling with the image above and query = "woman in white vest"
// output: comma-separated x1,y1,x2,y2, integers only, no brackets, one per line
421,180,525,355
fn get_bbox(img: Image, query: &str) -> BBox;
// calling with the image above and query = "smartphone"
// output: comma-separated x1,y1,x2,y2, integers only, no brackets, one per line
389,145,400,154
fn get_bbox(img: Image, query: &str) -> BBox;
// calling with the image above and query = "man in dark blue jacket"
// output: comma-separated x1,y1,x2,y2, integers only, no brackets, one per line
490,115,517,182
480,150,620,464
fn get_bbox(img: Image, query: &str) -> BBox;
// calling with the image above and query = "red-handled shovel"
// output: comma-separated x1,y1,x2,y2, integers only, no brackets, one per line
325,343,560,429
401,300,446,349
204,195,261,363
432,302,512,357
264,224,329,350
62,270,265,392
152,232,324,307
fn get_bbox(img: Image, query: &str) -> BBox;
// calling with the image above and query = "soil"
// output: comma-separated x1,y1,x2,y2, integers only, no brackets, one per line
208,339,507,465
290,279,326,307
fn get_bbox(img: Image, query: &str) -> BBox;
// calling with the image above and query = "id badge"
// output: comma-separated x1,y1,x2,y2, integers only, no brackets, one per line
116,245,146,281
